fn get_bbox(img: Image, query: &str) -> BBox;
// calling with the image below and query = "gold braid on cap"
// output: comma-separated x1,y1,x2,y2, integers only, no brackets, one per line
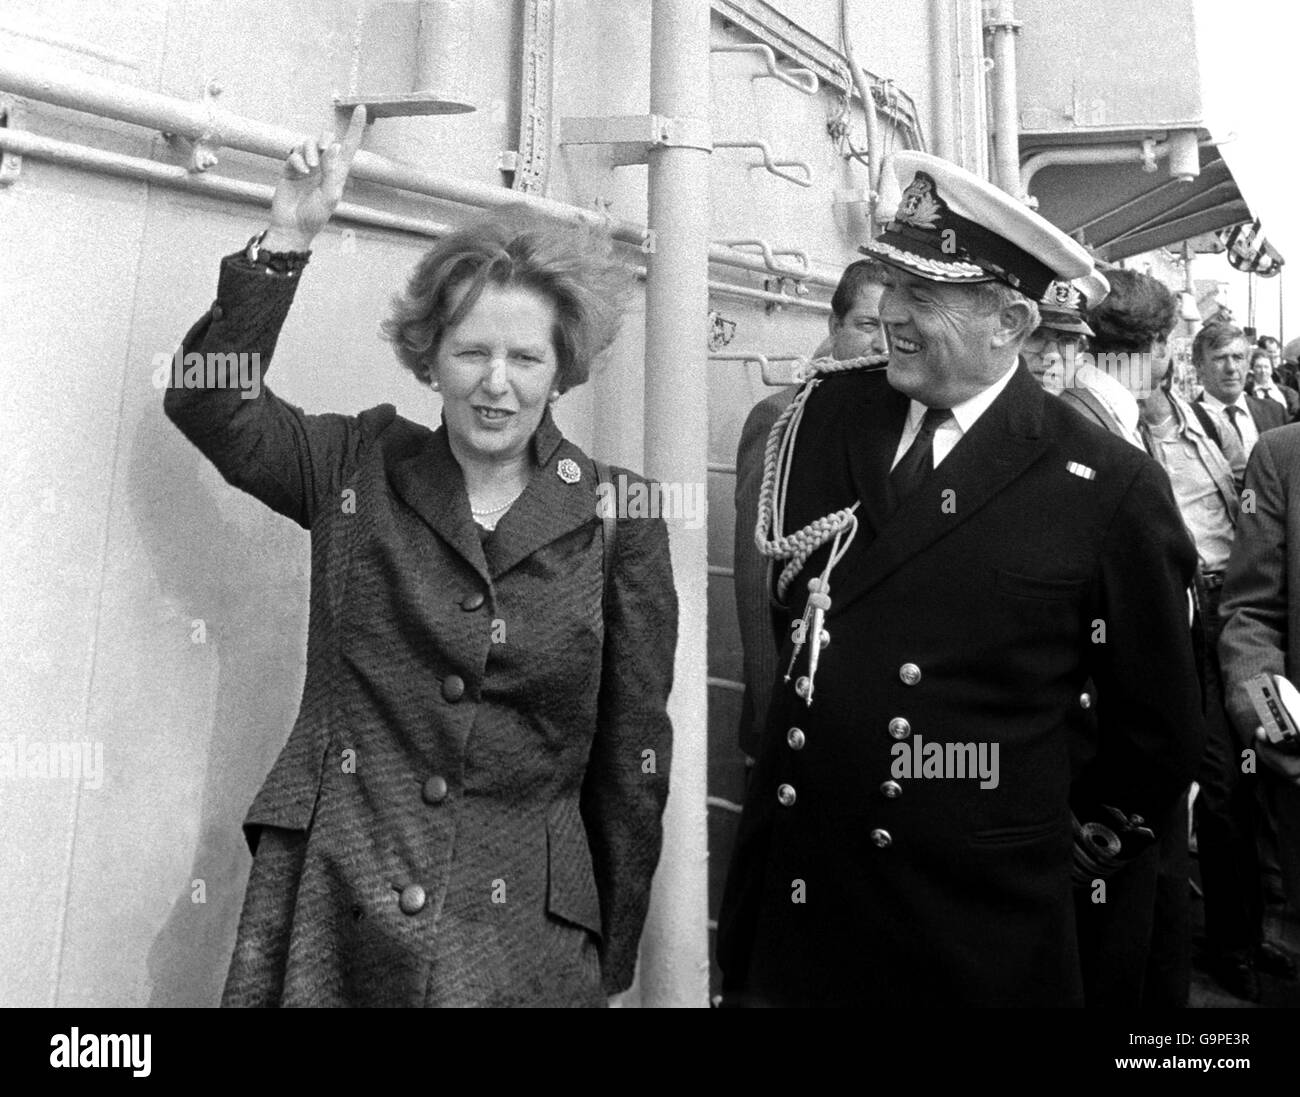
754,353,888,706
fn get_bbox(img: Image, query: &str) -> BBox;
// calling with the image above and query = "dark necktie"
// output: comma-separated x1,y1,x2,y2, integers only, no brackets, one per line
889,407,955,510
1225,404,1245,442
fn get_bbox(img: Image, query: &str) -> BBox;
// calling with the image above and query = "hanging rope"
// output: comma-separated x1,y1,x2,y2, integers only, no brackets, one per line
753,352,888,703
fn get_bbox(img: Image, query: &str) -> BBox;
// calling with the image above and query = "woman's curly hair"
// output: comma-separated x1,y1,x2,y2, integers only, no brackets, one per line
381,206,630,393
1083,268,1177,353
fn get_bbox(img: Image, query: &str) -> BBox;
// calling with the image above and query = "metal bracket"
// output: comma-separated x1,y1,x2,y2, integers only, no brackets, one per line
162,80,224,173
713,138,812,188
0,96,24,186
715,238,809,277
711,43,819,96
559,114,712,166
708,351,806,387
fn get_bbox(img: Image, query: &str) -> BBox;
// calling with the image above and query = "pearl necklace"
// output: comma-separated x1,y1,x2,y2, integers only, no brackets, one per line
469,486,525,517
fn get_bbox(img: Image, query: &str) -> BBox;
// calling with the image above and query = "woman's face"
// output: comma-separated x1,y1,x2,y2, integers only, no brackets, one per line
432,282,561,467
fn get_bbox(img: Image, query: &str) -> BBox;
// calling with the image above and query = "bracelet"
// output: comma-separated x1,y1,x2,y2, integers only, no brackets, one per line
243,230,312,277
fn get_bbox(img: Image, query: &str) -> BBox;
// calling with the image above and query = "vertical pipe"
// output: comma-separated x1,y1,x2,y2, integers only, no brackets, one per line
840,0,881,228
639,0,711,1008
985,0,1022,197
930,0,956,161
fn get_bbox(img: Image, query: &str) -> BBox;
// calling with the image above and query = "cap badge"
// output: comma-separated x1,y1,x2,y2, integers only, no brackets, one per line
557,457,582,484
895,171,945,230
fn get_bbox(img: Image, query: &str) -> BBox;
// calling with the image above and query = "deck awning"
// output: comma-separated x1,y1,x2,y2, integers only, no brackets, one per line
1025,138,1267,264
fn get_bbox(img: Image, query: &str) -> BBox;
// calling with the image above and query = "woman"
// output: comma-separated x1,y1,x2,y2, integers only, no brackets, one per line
164,108,678,1007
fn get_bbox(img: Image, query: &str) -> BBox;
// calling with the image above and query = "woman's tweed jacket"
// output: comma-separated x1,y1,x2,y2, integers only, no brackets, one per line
164,253,678,1006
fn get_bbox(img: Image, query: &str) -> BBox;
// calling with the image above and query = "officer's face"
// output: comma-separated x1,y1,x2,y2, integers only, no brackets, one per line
878,269,1009,406
1197,337,1249,403
828,283,887,360
1021,327,1070,393
432,282,560,467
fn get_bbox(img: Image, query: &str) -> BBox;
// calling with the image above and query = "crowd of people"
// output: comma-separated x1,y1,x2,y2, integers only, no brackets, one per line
728,152,1300,1006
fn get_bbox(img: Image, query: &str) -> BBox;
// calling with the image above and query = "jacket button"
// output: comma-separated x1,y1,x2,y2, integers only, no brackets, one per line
422,775,449,804
888,717,912,740
398,884,427,915
1079,691,1092,709
460,591,485,612
210,301,225,321
880,780,902,799
899,663,922,686
442,675,466,701
870,828,893,849
777,783,797,807
787,727,806,751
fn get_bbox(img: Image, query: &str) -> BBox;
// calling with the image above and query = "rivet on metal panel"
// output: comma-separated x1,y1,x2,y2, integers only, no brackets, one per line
0,96,24,186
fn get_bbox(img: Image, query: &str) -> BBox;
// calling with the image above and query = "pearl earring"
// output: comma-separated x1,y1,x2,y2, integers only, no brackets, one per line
549,389,560,403
431,379,441,392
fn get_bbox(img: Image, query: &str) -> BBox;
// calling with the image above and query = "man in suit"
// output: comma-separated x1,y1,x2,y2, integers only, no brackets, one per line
1246,346,1300,420
1209,425,1300,1000
717,151,1206,1007
733,259,889,758
1196,323,1287,458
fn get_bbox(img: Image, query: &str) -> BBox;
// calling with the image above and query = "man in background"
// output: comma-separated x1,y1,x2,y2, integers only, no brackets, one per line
1196,323,1286,459
1215,424,1300,1000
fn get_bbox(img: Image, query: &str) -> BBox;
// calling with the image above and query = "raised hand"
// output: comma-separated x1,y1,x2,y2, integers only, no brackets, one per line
262,104,367,252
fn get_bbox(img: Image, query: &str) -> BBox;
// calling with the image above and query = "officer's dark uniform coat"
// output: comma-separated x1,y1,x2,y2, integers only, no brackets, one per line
718,363,1205,1007
165,255,677,1007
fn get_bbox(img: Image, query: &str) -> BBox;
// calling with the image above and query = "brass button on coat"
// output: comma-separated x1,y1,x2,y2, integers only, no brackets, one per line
880,780,902,799
787,727,806,751
1079,691,1092,709
460,591,485,612
777,783,797,807
422,775,448,804
210,301,225,321
899,663,922,686
442,675,466,702
398,884,427,915
888,717,911,740
870,828,893,849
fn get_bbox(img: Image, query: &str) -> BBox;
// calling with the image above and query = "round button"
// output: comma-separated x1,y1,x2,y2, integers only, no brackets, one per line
880,780,902,799
1079,691,1092,710
888,717,912,740
460,591,486,612
899,663,922,686
442,675,466,702
794,676,811,699
870,828,893,849
210,302,225,321
777,783,797,807
786,727,806,751
398,884,427,915
422,775,448,804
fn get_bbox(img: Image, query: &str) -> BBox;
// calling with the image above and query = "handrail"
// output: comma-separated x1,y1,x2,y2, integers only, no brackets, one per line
708,351,806,386
0,52,843,287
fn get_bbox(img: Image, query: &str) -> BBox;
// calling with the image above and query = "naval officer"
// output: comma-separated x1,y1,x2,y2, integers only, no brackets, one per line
717,152,1206,1007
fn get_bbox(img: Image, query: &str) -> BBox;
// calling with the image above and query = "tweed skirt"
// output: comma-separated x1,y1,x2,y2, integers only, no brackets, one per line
221,826,605,1008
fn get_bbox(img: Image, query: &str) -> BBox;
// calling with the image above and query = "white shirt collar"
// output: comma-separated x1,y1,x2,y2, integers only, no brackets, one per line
1201,390,1246,413
903,359,1019,435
